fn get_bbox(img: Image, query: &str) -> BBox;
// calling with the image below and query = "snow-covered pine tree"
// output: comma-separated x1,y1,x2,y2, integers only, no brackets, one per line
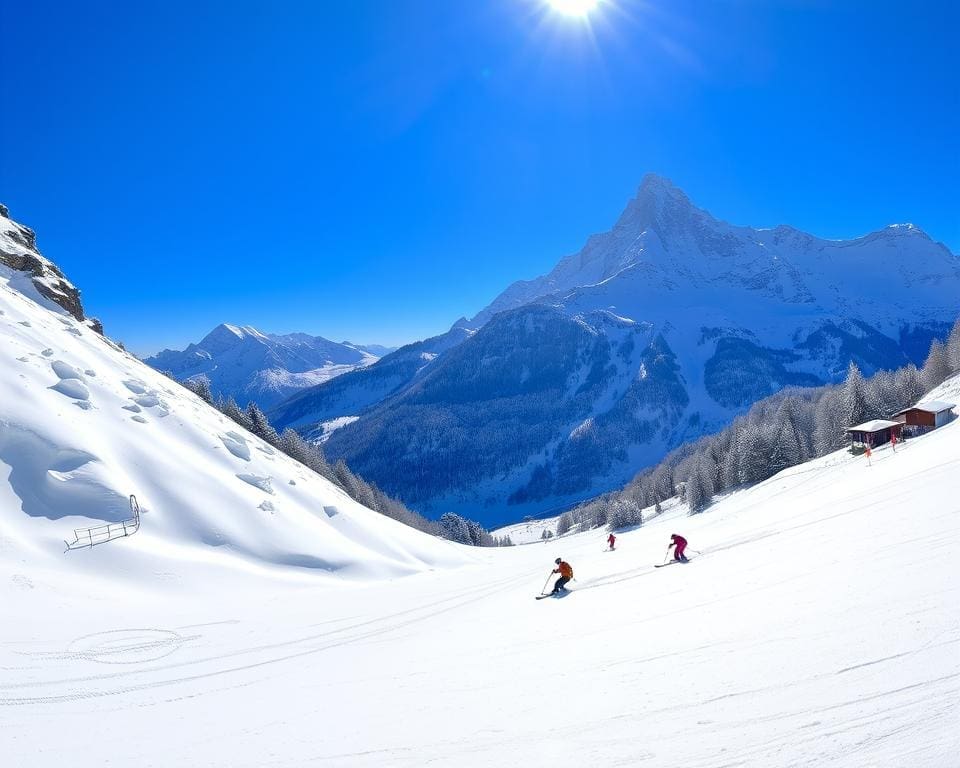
556,512,573,536
246,403,280,446
812,389,845,456
893,365,925,412
182,376,213,404
686,456,714,513
439,512,472,544
221,396,252,430
921,339,951,391
608,498,642,529
591,502,608,529
946,318,960,374
734,423,767,484
768,418,802,475
279,428,311,466
841,362,869,427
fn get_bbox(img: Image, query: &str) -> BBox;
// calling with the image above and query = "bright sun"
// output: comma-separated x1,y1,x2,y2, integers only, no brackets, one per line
546,0,600,18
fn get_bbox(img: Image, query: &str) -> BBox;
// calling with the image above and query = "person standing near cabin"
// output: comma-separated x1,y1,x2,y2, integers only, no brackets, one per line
551,557,573,593
607,533,616,551
668,534,689,563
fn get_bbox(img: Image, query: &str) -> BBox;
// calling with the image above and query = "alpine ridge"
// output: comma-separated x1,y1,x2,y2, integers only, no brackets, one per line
273,175,959,524
145,324,389,409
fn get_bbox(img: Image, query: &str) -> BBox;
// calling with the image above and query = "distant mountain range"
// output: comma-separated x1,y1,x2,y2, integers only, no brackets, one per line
270,174,960,526
145,324,394,409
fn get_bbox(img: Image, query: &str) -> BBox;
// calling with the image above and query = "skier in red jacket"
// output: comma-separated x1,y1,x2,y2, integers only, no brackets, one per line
668,534,689,562
607,533,616,551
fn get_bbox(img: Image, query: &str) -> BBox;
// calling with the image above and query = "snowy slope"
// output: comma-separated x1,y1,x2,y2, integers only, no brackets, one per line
3,376,958,766
0,264,467,583
145,323,382,409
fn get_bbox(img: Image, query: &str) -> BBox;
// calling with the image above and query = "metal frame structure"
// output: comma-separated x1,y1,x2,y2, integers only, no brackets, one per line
64,494,141,552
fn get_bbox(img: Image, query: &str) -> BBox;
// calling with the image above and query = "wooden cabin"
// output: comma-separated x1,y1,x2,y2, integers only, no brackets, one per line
892,400,956,433
846,419,903,448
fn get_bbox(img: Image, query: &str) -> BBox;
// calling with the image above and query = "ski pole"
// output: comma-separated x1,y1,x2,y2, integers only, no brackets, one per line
541,572,553,594
662,546,671,565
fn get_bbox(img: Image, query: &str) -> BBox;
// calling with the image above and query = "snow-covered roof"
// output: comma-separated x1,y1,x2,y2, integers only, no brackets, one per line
893,400,955,416
847,419,901,433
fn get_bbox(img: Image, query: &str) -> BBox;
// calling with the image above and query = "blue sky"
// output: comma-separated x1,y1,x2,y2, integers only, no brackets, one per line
2,0,957,355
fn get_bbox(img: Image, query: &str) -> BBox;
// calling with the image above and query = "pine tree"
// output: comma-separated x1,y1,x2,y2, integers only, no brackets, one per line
946,319,960,375
893,365,925,411
841,361,869,427
246,403,280,446
183,376,213,404
221,397,251,429
812,390,845,456
609,498,642,529
279,428,310,465
556,512,573,536
685,462,707,514
734,424,767,484
439,512,472,544
921,339,951,391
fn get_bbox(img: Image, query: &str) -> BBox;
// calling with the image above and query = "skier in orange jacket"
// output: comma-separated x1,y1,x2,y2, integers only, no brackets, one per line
551,558,573,593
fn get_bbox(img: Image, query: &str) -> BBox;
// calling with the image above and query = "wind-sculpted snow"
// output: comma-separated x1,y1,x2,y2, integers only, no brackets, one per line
0,265,468,579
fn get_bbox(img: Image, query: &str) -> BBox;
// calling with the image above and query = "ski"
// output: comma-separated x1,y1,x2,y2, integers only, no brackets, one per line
655,559,691,568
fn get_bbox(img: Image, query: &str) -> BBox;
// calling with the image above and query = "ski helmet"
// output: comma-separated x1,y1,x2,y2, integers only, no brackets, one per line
555,557,562,564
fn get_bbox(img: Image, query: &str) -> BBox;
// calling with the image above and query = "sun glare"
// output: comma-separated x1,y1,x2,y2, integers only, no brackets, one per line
546,0,600,18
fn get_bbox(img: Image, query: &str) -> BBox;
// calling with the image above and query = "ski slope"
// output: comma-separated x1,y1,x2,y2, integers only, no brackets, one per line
2,260,959,765
4,378,959,766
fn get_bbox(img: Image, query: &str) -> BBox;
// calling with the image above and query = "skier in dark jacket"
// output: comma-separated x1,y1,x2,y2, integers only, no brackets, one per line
551,558,573,593
668,534,689,562
607,533,616,551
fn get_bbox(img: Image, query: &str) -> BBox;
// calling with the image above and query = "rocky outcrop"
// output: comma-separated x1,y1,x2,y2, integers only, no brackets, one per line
0,204,101,331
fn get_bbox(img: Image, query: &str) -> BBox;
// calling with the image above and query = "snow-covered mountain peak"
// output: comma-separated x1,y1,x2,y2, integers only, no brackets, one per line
196,323,268,355
147,323,384,409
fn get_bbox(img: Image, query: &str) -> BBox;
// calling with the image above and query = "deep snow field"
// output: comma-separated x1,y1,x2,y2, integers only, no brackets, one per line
2,266,959,767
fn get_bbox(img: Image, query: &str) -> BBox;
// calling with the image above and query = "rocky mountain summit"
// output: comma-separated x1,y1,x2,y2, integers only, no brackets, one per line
0,204,102,332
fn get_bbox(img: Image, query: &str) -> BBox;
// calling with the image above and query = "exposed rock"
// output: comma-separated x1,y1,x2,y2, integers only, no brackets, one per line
0,204,94,328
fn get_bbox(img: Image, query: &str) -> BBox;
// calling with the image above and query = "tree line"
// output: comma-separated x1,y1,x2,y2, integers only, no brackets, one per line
558,318,960,533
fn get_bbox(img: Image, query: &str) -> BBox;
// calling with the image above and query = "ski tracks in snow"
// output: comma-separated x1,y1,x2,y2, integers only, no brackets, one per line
0,568,539,707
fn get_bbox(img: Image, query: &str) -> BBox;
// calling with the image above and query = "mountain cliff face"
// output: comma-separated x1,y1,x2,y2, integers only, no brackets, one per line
145,324,386,409
0,204,102,333
272,176,960,524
